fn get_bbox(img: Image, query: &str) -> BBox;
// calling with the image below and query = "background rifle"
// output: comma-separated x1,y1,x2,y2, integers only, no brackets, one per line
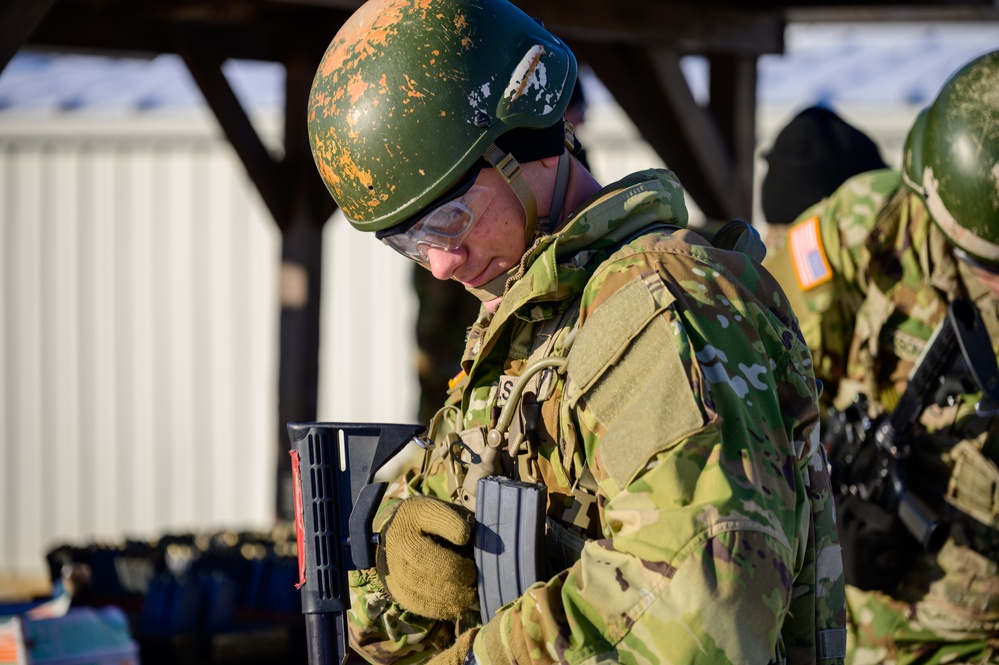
288,422,425,665
828,297,999,587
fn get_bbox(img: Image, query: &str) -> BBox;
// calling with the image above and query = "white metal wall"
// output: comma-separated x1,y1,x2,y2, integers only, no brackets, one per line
0,111,419,581
319,213,421,425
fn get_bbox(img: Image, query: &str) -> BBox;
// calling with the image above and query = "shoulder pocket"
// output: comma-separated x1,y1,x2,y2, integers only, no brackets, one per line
565,275,705,489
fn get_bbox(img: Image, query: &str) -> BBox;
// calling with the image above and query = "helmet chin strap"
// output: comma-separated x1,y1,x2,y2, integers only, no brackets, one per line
540,147,572,235
467,143,536,303
464,265,520,302
468,129,576,303
542,120,579,235
483,143,538,242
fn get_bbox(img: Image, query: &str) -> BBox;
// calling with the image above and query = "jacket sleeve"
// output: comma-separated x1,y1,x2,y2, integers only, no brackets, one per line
347,568,458,665
346,466,472,664
474,429,802,664
472,253,822,664
762,212,856,402
762,170,900,403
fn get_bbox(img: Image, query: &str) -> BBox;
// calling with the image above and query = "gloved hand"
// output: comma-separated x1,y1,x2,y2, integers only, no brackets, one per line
376,495,477,620
427,628,478,665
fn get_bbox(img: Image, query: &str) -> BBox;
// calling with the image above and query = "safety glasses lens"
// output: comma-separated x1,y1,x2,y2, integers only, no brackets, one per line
380,185,495,264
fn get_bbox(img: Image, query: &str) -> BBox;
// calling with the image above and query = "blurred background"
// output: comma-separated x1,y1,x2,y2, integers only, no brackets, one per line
0,1,996,663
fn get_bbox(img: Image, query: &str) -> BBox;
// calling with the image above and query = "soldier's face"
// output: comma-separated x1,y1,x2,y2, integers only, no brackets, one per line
424,161,550,312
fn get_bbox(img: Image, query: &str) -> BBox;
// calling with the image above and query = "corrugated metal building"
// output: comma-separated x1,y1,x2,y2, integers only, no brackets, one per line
0,22,994,584
0,103,420,584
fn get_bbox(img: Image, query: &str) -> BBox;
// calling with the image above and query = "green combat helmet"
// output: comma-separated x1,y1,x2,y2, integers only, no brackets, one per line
307,0,578,248
902,49,999,266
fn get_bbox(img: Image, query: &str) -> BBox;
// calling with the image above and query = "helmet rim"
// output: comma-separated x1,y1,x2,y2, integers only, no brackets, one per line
307,0,577,233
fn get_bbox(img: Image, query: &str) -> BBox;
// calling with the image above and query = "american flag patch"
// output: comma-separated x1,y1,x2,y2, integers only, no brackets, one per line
788,216,832,290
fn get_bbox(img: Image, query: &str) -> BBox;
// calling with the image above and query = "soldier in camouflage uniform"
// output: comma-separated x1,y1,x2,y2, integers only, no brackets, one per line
307,0,846,663
763,51,999,664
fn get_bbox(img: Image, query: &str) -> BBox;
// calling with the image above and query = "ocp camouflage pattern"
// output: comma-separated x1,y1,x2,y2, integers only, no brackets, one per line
764,169,999,664
349,169,846,664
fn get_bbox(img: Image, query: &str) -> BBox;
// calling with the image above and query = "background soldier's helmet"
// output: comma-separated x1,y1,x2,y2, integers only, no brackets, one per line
902,49,999,266
307,0,577,233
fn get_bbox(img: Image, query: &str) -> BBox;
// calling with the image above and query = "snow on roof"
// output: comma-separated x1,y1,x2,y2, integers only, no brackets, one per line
0,53,283,114
758,21,997,107
0,22,994,114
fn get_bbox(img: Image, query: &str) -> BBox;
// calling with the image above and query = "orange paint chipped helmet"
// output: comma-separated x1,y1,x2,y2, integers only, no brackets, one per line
307,0,577,233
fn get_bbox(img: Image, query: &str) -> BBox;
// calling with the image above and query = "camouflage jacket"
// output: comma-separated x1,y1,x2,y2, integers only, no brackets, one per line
764,169,999,664
350,169,845,665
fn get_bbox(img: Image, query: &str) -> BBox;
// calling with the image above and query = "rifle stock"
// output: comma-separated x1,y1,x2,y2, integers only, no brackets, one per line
288,422,425,665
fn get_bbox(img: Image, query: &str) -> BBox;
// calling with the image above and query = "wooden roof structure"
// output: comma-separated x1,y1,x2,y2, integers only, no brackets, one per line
3,0,996,516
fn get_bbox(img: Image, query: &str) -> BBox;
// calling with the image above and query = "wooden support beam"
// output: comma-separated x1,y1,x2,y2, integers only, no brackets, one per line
708,53,760,219
274,213,325,520
575,42,747,221
177,37,291,229
0,0,58,73
284,42,338,226
274,45,335,521
177,29,339,521
787,5,999,22
647,48,747,219
536,1,783,54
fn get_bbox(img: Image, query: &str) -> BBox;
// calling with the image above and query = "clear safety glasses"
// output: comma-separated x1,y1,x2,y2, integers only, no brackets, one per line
377,181,496,266
955,247,999,275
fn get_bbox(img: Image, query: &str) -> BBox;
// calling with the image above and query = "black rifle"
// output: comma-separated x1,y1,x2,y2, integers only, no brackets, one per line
287,422,426,665
827,297,999,589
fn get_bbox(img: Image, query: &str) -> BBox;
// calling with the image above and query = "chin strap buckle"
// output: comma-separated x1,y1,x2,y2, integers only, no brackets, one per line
483,142,538,242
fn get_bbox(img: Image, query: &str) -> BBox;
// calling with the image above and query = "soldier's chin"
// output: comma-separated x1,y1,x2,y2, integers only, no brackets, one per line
463,266,515,305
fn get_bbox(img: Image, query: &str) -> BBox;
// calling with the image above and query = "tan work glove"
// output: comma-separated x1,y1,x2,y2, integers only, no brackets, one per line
427,628,479,665
376,495,478,620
